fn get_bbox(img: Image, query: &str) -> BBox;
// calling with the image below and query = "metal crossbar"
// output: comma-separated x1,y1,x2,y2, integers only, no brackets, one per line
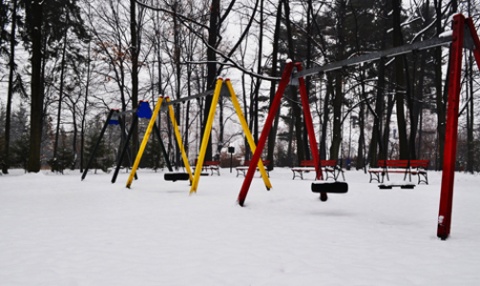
293,36,453,79
166,89,214,105
165,87,231,105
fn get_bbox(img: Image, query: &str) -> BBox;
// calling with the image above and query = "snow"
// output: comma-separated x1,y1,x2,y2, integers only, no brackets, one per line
1,167,479,285
439,30,453,38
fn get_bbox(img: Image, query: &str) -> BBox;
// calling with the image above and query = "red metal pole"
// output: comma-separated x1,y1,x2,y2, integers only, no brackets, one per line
237,60,294,206
437,14,465,240
297,63,329,201
295,63,322,181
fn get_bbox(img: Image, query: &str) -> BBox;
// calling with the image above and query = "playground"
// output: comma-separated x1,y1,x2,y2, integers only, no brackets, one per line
2,11,479,285
1,167,479,285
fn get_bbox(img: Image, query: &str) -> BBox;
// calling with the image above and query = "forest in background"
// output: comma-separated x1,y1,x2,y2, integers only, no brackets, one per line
1,0,480,175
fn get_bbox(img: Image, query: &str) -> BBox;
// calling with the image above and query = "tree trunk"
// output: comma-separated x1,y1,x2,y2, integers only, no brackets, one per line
252,0,264,147
303,0,314,161
434,0,445,170
3,0,18,174
283,0,305,163
466,51,474,173
130,0,139,160
173,2,182,167
411,49,427,161
369,57,386,165
53,23,68,160
392,0,409,160
242,69,249,162
369,1,388,166
27,0,44,172
203,0,220,162
0,0,6,48
266,1,282,170
356,70,367,169
357,102,365,169
320,75,333,160
80,6,92,172
329,0,346,161
466,0,474,173
382,94,395,160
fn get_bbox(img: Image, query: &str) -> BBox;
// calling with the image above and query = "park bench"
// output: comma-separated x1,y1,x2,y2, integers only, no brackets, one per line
236,160,270,177
193,159,221,176
368,159,429,184
291,160,345,181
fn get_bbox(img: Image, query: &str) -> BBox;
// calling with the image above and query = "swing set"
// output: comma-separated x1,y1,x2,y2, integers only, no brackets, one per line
90,13,477,241
189,77,272,194
236,60,349,206
125,77,273,193
81,101,173,183
125,96,193,188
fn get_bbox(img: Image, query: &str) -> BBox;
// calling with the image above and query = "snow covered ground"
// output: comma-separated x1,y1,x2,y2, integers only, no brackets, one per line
1,167,479,285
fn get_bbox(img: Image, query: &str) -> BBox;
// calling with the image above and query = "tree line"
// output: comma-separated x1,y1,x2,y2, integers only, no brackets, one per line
1,0,479,175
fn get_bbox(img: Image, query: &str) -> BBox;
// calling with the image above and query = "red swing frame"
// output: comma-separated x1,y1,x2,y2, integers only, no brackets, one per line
437,14,480,240
236,14,480,241
237,60,322,207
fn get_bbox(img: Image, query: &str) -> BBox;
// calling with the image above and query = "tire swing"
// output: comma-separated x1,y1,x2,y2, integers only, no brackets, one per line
311,180,349,201
164,172,190,182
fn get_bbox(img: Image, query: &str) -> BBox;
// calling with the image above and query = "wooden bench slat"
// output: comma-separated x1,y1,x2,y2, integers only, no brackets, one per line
193,160,221,176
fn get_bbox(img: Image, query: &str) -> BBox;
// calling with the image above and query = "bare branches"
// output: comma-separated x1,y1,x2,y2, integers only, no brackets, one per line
135,0,280,82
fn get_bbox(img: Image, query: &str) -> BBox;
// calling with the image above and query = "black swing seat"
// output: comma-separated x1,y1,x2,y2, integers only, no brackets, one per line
378,183,415,189
311,181,349,194
164,172,190,182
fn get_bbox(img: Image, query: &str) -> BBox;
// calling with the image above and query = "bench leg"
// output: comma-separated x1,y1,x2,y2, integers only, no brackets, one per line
292,170,301,180
323,169,330,181
369,172,382,183
332,167,344,181
403,169,413,182
417,173,428,184
325,169,336,181
336,168,345,181
403,171,412,182
382,170,388,183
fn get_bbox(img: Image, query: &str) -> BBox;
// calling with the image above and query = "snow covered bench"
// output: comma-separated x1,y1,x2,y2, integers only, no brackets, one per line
193,160,220,176
236,160,270,177
291,160,344,181
368,159,429,184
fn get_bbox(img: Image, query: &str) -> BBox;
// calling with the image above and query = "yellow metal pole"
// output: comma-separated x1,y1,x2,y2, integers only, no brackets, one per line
126,97,164,188
166,97,194,182
225,79,272,190
190,78,223,194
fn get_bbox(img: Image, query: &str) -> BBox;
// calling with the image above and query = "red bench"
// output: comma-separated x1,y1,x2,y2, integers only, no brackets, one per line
291,160,345,181
236,160,270,177
368,159,429,184
193,159,220,176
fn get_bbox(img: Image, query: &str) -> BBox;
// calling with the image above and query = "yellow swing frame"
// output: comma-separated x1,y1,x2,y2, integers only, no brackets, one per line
189,77,272,194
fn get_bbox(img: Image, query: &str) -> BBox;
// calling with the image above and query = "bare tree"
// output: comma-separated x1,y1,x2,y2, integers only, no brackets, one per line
3,0,20,174
25,0,44,172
